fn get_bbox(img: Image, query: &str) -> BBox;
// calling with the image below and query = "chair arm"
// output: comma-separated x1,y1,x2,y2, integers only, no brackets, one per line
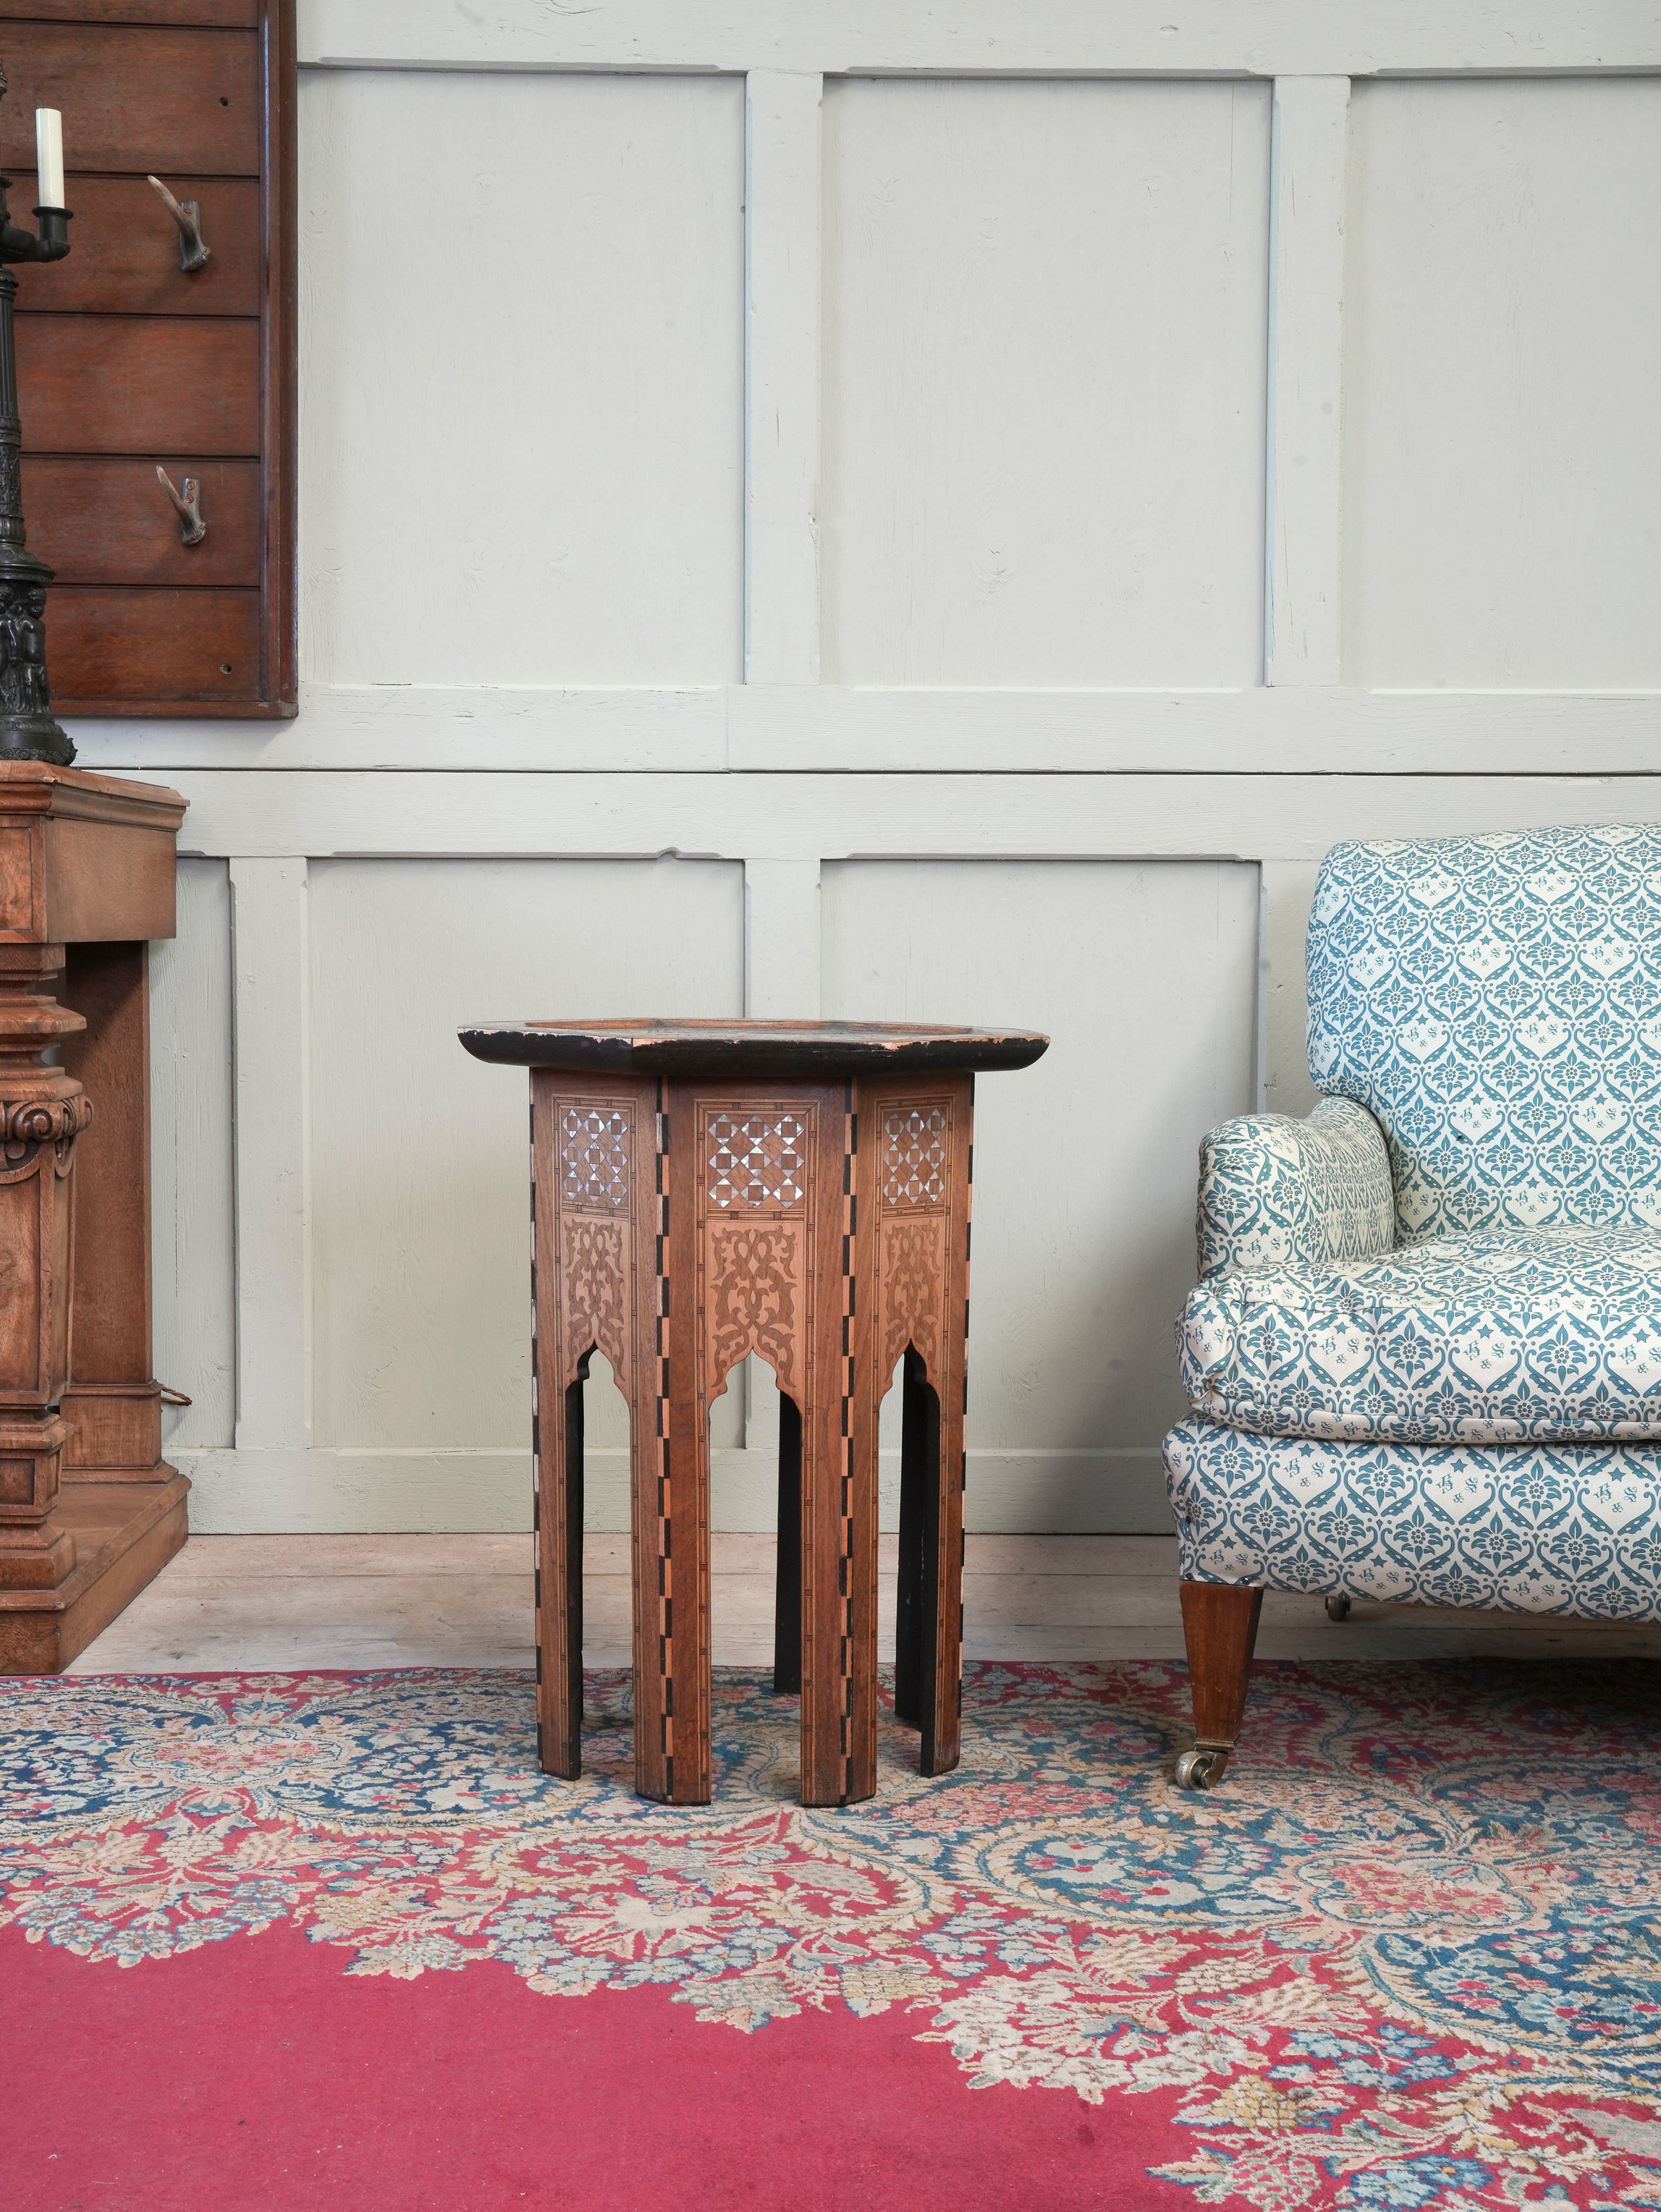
1196,1096,1395,1279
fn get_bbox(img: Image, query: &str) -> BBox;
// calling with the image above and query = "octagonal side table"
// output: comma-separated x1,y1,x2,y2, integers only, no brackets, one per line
459,1019,1048,1808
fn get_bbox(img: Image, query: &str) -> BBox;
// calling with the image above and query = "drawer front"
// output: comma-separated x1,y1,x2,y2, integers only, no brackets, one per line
0,827,42,939
23,457,262,587
49,587,261,703
0,24,259,175
43,822,179,942
9,174,260,317
4,5,256,22
17,318,259,455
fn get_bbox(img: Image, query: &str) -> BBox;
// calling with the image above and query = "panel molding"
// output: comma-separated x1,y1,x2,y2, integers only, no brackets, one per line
178,1442,1168,1533
111,770,1661,867
227,857,312,1450
744,70,822,685
68,680,1661,778
744,857,821,1017
298,1,1661,77
1265,76,1348,687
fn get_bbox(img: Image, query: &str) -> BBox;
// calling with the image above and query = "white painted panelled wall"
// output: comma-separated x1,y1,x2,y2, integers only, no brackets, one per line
73,1,1661,1535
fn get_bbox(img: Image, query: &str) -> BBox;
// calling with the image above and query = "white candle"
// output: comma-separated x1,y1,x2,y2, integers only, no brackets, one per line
35,109,64,210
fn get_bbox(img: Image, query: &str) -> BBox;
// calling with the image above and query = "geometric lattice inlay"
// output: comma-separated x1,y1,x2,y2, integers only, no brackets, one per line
560,1106,631,1211
707,1112,807,1209
882,1106,947,1208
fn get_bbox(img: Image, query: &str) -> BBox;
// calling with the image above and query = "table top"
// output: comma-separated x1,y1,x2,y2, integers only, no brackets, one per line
458,1018,1049,1078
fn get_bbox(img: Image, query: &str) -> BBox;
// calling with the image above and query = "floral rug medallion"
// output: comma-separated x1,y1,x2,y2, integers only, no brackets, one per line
4,1659,1660,2210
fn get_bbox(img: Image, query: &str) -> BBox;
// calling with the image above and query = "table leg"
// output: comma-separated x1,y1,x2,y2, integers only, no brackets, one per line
921,1321,965,1778
646,1301,714,1805
772,1390,801,1694
861,1074,971,1779
533,1355,586,1781
647,1082,719,1805
531,1073,652,1783
894,1344,938,1729
797,1085,871,1808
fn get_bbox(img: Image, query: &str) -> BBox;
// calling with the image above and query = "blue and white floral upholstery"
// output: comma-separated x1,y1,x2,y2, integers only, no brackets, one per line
1165,822,1661,1617
1180,1226,1661,1445
1309,823,1661,1239
1196,1096,1394,1277
1165,1420,1661,1618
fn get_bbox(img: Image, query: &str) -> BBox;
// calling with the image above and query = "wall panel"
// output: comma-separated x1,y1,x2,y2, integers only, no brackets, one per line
299,70,745,685
821,77,1271,686
151,859,236,1452
1344,77,1661,689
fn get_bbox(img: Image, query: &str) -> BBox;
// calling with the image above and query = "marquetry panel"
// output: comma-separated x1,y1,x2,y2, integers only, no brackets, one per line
549,1093,639,1391
695,1098,818,1404
872,1092,958,1383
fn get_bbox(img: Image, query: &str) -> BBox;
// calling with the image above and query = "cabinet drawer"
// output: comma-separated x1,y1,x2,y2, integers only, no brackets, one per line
22,457,261,586
48,588,261,703
17,317,259,454
10,5,255,22
0,24,259,175
9,174,260,317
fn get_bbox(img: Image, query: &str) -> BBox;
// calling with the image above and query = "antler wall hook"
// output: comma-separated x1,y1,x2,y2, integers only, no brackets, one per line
156,466,206,546
147,175,210,273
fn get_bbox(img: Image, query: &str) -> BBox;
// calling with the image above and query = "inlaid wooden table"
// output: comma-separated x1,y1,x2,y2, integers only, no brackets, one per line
459,1019,1048,1808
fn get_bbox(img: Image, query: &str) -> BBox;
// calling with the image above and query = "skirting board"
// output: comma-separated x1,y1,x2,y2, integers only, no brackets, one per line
173,1445,1172,1536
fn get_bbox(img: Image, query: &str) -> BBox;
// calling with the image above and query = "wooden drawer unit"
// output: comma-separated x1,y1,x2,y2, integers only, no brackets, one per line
0,1,295,716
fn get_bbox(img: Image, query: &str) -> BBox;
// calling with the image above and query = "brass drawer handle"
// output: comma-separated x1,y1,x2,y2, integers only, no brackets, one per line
147,174,211,273
156,465,206,546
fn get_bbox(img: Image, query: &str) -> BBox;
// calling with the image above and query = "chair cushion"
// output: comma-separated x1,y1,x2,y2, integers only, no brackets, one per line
1180,1225,1661,1444
1307,822,1661,1240
1165,1415,1661,1618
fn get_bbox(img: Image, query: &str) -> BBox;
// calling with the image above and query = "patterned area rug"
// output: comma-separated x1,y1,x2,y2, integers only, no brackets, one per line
4,1659,1661,2210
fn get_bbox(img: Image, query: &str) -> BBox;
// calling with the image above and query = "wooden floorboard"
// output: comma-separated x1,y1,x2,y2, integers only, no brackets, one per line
64,1533,1661,1674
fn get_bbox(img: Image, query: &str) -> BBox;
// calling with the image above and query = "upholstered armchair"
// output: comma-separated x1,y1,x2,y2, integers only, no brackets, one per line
1164,823,1661,1788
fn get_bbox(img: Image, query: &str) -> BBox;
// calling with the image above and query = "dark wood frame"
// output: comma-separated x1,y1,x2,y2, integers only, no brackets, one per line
5,0,297,718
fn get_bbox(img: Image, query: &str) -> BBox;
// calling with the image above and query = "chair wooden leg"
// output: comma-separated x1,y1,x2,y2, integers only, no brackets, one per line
1175,1580,1262,1790
773,1392,803,1695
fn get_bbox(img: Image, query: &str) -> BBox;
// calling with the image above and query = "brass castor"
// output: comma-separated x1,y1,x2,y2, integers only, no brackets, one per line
1324,1593,1352,1622
1174,1745,1230,1791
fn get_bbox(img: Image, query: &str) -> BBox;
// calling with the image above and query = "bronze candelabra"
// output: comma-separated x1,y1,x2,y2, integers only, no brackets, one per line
0,61,72,767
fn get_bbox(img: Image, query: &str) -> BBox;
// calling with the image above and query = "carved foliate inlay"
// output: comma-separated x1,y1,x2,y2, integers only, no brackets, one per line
706,1219,803,1394
561,1106,630,1211
707,1112,806,1210
882,1106,947,1208
562,1216,629,1376
880,1214,947,1378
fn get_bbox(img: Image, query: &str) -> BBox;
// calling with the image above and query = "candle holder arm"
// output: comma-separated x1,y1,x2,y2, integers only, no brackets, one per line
0,203,70,266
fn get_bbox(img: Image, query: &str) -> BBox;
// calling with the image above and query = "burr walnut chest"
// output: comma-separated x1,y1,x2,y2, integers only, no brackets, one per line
0,760,187,1673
